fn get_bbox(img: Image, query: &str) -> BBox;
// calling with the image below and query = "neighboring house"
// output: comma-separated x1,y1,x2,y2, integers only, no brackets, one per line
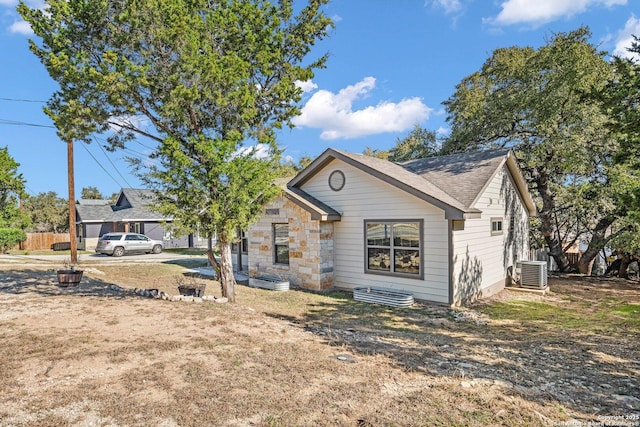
248,148,536,305
76,188,201,251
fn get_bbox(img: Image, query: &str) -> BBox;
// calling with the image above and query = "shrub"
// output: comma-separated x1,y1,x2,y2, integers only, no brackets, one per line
0,228,27,253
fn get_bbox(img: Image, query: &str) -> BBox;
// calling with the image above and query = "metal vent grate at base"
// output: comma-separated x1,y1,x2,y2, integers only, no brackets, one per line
353,287,414,308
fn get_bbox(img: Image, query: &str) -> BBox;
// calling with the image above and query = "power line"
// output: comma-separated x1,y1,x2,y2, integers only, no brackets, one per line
78,141,124,189
0,97,47,103
122,146,153,159
133,138,156,151
24,185,37,197
92,136,134,188
0,118,54,128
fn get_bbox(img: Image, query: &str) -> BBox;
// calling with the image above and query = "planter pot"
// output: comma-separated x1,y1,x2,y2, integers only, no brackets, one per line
56,270,84,287
178,283,206,297
248,276,289,291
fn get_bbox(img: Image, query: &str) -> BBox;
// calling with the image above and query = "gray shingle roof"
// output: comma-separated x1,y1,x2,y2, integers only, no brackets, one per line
77,199,110,206
76,204,115,223
288,147,535,220
399,148,511,209
329,149,475,214
76,188,168,223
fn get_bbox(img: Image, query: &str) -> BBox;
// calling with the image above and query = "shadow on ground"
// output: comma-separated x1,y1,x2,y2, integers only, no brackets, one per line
0,268,138,300
264,279,640,419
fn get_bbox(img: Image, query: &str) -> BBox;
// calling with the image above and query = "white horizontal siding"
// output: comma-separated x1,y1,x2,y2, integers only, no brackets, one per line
452,166,530,302
301,159,450,303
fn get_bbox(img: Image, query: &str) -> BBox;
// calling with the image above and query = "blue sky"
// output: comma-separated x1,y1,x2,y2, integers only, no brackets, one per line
1,0,638,198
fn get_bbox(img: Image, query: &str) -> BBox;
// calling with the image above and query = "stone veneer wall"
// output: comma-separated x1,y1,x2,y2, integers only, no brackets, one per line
248,196,334,290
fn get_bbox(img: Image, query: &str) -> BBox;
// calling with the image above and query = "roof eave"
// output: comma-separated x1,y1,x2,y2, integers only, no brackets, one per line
283,192,341,222
505,153,537,216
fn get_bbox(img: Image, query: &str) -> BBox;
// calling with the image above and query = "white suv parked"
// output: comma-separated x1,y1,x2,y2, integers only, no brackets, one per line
95,232,163,257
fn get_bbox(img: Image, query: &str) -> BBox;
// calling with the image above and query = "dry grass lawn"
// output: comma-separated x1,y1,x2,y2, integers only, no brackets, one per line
0,257,638,426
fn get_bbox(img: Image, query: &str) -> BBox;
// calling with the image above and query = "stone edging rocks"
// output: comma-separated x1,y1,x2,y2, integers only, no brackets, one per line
108,285,228,303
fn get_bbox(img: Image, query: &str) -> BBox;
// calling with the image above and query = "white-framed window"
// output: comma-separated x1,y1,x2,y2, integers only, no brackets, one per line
365,220,423,278
273,224,289,265
491,218,503,235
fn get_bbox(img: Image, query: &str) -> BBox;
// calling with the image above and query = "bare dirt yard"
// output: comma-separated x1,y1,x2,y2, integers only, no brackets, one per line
0,257,638,426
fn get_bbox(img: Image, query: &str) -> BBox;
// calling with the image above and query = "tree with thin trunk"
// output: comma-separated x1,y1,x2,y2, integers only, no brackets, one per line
19,0,332,301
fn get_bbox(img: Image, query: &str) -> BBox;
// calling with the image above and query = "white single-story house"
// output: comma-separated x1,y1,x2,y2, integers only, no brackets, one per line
247,148,537,305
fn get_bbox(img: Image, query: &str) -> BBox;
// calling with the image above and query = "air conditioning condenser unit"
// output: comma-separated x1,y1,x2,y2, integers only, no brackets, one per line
516,260,548,289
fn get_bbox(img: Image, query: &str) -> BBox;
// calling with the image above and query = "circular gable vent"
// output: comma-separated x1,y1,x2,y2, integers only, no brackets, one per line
328,170,345,191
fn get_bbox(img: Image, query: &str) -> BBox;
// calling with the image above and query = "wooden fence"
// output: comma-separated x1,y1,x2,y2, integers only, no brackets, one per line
531,248,582,271
14,233,71,251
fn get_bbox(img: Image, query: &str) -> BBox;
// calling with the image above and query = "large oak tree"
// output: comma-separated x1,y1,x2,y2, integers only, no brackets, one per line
443,27,617,273
19,0,332,301
597,37,640,275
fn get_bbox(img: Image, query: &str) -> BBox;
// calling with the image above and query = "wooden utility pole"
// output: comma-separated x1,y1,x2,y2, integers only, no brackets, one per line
67,139,78,264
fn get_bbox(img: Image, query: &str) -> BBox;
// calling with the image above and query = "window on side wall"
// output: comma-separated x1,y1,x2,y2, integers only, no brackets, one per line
232,229,248,254
365,220,423,278
273,223,289,265
491,218,503,235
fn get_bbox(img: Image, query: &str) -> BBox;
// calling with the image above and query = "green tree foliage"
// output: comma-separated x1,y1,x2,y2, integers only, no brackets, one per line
81,186,103,200
278,155,314,178
599,37,640,260
362,126,442,162
388,125,440,162
605,37,640,166
362,146,389,160
108,192,119,205
0,147,30,231
23,192,68,232
19,0,332,302
443,27,616,273
0,228,27,254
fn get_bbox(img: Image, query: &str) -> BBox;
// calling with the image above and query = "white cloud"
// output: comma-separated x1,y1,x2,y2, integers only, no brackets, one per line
236,143,273,159
426,0,463,14
2,0,45,35
436,126,450,136
292,77,432,140
9,20,32,35
294,80,318,93
613,15,640,61
2,0,44,7
488,0,627,27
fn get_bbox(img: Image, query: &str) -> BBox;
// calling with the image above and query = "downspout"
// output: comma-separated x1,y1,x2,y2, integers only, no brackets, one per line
236,227,242,272
448,220,454,306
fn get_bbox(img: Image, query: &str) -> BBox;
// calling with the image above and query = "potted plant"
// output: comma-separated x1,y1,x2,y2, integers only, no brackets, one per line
176,276,206,297
56,258,83,287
